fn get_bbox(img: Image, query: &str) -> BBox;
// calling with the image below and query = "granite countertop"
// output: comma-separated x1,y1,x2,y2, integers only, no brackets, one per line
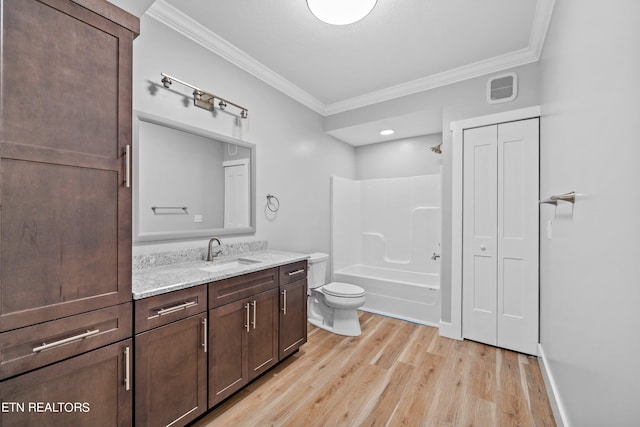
132,250,309,300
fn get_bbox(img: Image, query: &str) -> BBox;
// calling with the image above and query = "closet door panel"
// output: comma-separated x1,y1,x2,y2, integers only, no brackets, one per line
496,119,539,355
462,125,498,346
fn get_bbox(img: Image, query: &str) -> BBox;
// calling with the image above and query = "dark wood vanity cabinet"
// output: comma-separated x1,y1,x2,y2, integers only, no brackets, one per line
279,261,308,359
0,0,138,332
208,269,280,407
0,339,133,427
134,286,208,427
0,1,138,425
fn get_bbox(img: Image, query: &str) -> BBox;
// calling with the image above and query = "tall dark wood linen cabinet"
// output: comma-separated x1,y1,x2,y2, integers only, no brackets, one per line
0,1,139,425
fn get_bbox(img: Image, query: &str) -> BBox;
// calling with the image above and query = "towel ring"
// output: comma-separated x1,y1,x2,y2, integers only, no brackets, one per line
266,194,280,212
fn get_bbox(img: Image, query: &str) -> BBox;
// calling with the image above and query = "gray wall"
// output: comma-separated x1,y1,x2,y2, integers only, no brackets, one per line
355,134,442,180
538,1,640,425
132,15,355,255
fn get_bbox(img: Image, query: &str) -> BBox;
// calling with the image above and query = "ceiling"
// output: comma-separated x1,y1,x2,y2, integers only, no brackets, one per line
109,0,554,145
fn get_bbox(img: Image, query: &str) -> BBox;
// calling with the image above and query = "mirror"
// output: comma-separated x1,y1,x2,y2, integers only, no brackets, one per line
133,111,256,242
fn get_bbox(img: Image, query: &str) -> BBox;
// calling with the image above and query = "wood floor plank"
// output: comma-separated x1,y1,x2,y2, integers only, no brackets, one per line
192,314,556,427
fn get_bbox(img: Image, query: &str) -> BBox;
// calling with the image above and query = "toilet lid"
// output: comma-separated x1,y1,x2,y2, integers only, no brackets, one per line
323,282,365,298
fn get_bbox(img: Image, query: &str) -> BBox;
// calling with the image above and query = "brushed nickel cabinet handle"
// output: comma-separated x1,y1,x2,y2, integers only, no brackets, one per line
124,346,131,391
156,300,197,317
282,290,287,315
244,302,250,332
124,145,131,188
32,329,100,353
251,300,257,330
287,269,304,276
202,317,208,353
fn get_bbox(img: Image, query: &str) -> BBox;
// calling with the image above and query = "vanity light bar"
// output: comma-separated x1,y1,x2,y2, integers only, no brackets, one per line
160,73,248,119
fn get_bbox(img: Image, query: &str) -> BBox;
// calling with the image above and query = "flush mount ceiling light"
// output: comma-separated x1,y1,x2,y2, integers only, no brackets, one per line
379,129,395,136
307,0,377,25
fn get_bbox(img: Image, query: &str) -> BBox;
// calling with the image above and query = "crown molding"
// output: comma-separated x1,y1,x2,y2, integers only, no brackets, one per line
146,0,327,115
147,0,555,117
323,47,539,115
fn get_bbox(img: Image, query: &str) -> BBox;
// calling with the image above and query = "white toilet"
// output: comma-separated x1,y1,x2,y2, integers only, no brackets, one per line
307,253,365,336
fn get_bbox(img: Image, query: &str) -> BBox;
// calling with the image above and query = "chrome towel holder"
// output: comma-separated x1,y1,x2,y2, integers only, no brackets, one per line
539,191,576,206
151,206,188,213
266,194,280,212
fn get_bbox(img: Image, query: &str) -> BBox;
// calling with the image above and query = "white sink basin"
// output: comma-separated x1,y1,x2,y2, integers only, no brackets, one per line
200,258,261,273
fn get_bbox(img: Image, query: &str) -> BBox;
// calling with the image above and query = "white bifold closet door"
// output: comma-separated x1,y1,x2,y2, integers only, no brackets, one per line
462,118,539,355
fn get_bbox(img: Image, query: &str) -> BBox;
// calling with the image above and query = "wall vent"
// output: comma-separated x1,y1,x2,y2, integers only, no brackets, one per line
487,72,517,104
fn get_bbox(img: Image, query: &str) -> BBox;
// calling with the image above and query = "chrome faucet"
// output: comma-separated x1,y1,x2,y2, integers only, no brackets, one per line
431,252,440,260
207,237,222,261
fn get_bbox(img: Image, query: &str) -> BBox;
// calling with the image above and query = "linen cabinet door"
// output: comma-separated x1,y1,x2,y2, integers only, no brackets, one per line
135,314,208,427
0,0,137,332
279,278,308,360
247,288,279,380
0,339,133,427
209,299,249,407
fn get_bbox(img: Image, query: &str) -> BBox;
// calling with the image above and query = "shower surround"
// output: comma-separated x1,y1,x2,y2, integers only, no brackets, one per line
331,174,441,326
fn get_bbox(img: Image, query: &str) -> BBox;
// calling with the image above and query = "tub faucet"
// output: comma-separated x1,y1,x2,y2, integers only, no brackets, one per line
431,252,440,261
207,237,222,261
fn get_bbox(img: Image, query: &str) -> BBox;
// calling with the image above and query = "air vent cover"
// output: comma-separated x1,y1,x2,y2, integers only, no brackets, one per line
487,72,517,104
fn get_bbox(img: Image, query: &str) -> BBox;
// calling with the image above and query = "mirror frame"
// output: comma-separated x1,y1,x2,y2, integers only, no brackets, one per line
133,111,256,243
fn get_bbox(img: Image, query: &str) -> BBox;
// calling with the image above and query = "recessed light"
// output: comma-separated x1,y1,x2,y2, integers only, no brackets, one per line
380,129,395,136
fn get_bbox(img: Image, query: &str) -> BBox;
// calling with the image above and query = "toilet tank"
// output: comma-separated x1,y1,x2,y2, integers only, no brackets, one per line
307,253,329,289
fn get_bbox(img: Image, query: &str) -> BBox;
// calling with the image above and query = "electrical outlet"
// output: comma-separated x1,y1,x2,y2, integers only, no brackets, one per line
194,214,203,223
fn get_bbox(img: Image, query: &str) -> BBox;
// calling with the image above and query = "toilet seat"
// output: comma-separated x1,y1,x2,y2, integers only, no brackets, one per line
323,282,365,298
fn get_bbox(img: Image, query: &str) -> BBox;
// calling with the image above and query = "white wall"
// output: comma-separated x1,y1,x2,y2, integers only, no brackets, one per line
538,1,640,426
355,134,442,180
132,15,355,255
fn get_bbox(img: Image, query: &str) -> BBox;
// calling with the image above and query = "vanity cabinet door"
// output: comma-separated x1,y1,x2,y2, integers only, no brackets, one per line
208,299,249,407
247,288,279,379
208,288,279,407
0,339,133,427
279,278,308,360
135,314,207,427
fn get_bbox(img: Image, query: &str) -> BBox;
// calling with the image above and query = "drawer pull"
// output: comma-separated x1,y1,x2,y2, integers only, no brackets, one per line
156,301,197,317
251,300,257,330
287,268,305,277
32,329,101,353
124,346,131,391
282,289,287,315
202,318,208,353
124,145,131,188
244,303,250,332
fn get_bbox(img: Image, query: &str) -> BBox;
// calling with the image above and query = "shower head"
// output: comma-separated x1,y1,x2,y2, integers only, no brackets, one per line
430,143,442,154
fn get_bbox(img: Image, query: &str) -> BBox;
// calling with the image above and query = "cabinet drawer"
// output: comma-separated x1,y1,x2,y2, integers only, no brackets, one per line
135,285,207,333
0,302,132,380
279,261,307,286
209,268,278,308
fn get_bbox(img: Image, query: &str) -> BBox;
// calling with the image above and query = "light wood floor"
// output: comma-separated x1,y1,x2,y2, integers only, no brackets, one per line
193,312,556,427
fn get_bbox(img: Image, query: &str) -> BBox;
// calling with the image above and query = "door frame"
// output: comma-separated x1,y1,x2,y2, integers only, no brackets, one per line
441,106,540,341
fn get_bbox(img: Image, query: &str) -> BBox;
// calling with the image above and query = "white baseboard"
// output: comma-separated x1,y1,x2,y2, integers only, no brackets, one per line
358,307,440,328
438,321,462,340
537,343,570,427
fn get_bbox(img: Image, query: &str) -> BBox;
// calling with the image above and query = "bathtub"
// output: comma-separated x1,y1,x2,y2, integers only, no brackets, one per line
333,264,440,327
